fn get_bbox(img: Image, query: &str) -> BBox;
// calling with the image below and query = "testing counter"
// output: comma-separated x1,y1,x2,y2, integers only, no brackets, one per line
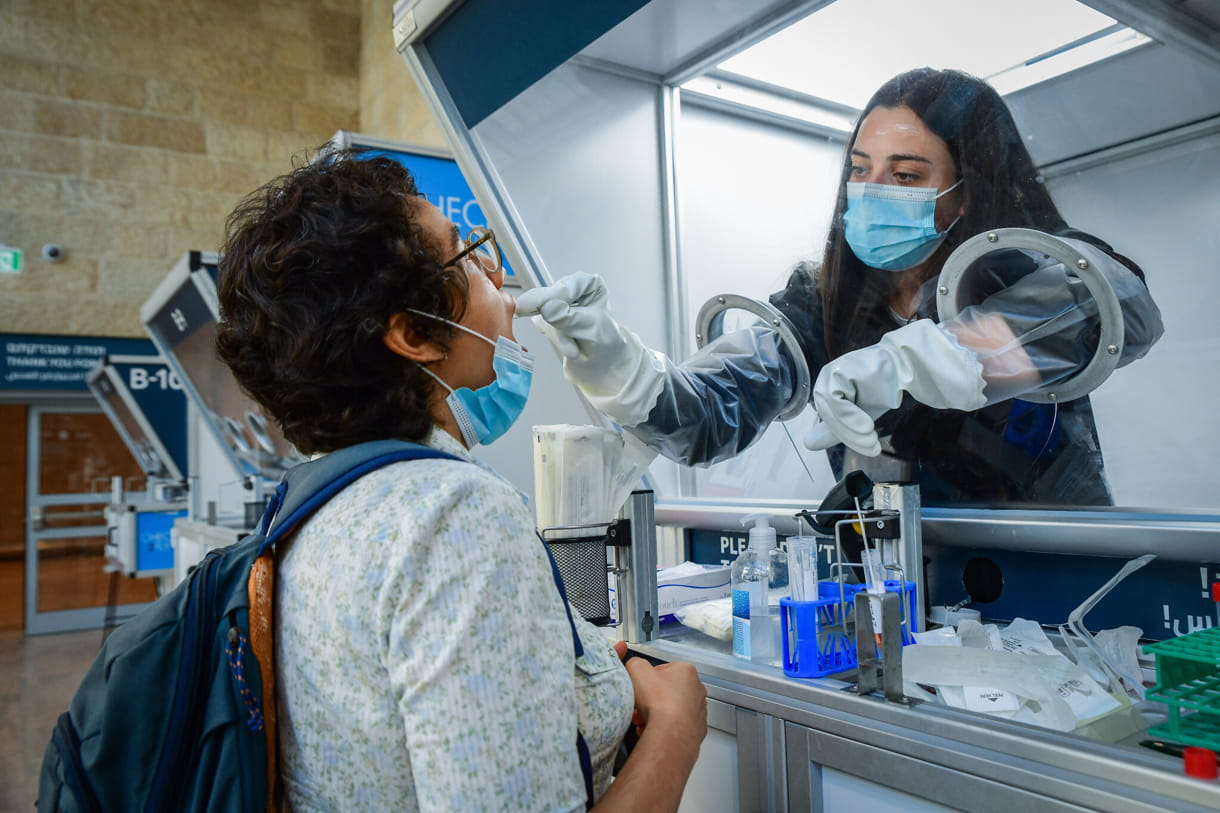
578,490,1219,813
630,626,1220,813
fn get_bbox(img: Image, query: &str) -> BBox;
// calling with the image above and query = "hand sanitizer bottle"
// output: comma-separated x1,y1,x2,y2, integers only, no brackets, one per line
732,515,781,662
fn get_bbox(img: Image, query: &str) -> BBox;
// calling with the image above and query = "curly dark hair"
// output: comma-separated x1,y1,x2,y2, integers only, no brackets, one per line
215,147,468,454
818,68,1070,357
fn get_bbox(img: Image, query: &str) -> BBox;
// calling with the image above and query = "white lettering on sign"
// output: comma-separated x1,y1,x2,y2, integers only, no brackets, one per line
441,195,463,225
461,199,484,230
129,368,182,391
7,342,71,355
1163,603,1215,636
719,535,745,557
170,308,188,332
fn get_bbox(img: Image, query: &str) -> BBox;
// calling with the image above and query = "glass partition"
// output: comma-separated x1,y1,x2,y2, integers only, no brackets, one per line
667,0,1219,511
396,0,1220,524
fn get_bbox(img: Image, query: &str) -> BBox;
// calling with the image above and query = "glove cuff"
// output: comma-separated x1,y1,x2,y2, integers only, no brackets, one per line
883,320,987,411
565,325,666,426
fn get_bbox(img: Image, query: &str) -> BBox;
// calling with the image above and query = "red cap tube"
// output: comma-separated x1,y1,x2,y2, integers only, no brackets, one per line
1183,746,1218,780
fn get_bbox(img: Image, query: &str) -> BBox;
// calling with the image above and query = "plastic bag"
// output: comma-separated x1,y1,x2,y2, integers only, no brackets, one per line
674,597,732,642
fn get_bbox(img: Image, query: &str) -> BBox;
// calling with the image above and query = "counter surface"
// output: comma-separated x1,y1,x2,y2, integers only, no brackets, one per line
631,624,1220,812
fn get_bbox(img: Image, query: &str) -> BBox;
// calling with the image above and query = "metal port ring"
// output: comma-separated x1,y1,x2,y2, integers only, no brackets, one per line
936,228,1124,404
694,293,812,420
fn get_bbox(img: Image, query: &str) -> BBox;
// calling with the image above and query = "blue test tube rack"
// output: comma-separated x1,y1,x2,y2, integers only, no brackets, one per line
780,579,916,679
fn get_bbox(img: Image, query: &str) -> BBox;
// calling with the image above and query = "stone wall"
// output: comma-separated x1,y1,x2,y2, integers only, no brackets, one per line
0,0,365,336
359,0,447,149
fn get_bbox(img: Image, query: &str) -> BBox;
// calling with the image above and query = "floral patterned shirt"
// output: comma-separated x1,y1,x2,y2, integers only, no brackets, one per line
276,427,633,811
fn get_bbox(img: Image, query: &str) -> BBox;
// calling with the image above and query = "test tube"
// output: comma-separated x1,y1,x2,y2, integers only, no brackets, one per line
787,536,818,602
861,547,887,645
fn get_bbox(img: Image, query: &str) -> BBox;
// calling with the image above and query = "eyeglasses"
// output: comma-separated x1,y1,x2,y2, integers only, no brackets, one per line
444,227,502,277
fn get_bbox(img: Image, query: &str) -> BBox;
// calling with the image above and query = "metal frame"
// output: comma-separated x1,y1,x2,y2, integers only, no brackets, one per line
25,403,155,634
654,497,1220,564
1078,0,1220,70
140,251,294,488
328,129,454,160
694,293,813,420
391,43,553,290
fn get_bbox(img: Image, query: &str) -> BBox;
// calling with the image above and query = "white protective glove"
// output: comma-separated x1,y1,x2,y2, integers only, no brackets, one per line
514,272,666,426
804,319,987,457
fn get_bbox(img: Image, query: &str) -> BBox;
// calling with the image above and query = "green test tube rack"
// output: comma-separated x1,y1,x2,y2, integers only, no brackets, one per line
1144,626,1220,750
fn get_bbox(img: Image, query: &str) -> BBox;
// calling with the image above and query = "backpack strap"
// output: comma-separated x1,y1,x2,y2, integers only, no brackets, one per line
248,555,279,813
246,441,461,813
257,441,464,555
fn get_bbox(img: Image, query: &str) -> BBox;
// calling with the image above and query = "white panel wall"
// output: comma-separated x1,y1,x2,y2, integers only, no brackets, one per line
1047,132,1220,509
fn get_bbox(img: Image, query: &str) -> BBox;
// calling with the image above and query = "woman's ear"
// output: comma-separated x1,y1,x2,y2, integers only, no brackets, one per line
382,313,446,363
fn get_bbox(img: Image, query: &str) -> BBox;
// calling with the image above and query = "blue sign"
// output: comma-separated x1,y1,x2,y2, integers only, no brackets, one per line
110,358,189,481
363,148,517,283
927,547,1220,642
1,333,155,391
687,529,796,567
136,509,186,572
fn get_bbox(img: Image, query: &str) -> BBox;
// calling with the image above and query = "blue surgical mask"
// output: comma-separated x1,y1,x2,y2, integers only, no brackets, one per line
408,311,534,447
843,180,963,271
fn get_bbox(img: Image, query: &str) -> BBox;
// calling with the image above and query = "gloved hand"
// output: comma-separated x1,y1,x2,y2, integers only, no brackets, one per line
804,319,987,457
515,272,665,426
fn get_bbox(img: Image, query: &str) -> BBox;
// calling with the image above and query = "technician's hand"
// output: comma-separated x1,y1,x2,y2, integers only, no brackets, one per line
515,273,666,426
515,272,619,364
804,319,987,457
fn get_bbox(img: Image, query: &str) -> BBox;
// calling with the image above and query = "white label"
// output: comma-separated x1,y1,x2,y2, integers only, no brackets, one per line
962,686,1021,712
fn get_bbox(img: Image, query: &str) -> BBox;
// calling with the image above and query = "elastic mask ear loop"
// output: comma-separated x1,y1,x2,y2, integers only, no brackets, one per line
935,178,964,199
406,308,497,349
416,362,453,394
936,178,964,235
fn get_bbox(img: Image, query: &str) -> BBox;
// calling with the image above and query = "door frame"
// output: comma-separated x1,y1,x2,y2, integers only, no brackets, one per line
23,399,155,634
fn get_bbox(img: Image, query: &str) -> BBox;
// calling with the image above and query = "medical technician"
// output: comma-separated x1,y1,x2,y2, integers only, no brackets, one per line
518,68,1164,506
215,148,706,811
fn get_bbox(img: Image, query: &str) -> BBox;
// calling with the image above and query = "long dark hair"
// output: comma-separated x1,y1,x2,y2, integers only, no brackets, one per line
818,68,1069,357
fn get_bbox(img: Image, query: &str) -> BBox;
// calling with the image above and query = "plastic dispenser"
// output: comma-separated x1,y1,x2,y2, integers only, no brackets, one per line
732,515,785,663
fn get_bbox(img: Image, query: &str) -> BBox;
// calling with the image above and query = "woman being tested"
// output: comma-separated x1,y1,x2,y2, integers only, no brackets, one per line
216,149,706,811
517,68,1164,506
